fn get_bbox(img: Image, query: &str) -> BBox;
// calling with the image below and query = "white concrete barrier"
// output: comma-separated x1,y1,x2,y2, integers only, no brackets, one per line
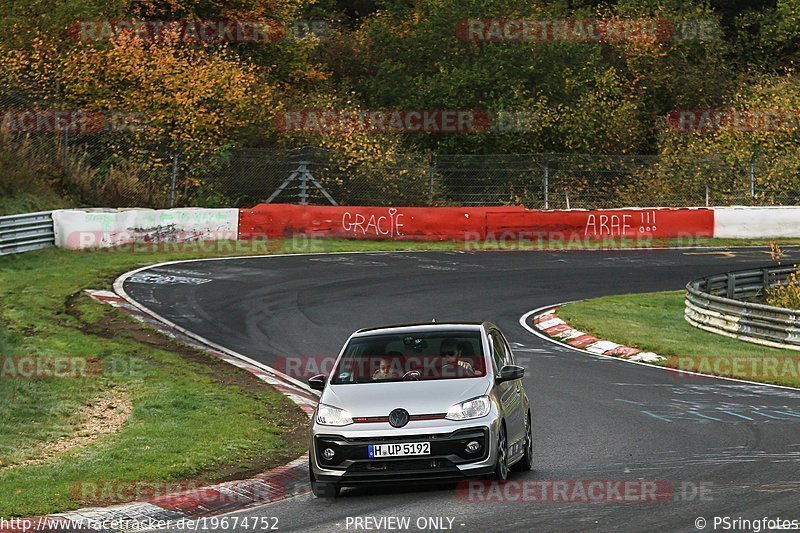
53,208,239,249
714,206,800,238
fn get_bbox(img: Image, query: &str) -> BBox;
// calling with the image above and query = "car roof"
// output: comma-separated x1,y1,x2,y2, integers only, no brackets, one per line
352,322,492,337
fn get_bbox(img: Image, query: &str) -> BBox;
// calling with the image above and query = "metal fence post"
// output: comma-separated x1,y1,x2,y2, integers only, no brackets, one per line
63,128,69,170
543,157,550,209
727,272,735,299
705,183,709,207
428,163,434,205
749,147,760,200
169,150,179,209
299,170,309,205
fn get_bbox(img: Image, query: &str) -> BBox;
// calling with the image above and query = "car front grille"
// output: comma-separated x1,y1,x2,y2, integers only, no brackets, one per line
315,427,489,469
348,457,456,472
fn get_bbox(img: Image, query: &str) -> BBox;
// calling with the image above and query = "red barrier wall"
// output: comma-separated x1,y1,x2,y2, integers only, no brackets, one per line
485,208,714,239
238,204,714,241
238,204,525,240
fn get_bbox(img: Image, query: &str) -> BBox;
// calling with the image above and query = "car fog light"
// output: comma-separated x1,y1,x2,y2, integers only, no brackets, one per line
466,441,481,453
323,448,335,459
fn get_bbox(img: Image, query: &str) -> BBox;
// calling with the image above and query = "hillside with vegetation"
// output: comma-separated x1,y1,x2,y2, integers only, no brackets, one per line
1,0,799,209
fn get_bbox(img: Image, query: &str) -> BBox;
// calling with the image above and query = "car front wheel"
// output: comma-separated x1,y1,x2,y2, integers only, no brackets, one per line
311,480,340,498
309,458,341,498
512,411,533,472
492,424,509,481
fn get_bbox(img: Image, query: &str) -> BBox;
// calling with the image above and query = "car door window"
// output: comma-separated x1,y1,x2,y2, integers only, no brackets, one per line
489,332,507,371
501,336,515,366
489,332,504,373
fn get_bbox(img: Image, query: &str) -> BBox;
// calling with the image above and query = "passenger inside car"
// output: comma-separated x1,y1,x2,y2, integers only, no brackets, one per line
373,352,402,379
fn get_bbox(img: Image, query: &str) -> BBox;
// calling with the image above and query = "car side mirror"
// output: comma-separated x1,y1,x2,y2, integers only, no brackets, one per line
308,374,326,391
496,365,524,383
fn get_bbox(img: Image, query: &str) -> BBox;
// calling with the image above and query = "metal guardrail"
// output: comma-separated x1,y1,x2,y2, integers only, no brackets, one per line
685,265,800,350
0,211,55,256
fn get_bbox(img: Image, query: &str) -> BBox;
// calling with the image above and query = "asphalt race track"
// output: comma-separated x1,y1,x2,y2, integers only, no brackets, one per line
122,249,800,533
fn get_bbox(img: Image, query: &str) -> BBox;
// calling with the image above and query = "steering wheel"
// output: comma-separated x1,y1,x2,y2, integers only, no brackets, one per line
403,369,421,380
440,360,475,376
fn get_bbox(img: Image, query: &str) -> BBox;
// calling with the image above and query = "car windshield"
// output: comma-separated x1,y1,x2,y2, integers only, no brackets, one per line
330,331,486,384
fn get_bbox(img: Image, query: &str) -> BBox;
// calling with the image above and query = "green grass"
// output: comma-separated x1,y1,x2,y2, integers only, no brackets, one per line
0,243,331,517
559,291,800,388
0,190,77,216
0,146,79,216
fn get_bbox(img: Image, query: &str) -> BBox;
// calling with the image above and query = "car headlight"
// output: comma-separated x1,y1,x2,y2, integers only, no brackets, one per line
316,404,354,426
445,396,491,421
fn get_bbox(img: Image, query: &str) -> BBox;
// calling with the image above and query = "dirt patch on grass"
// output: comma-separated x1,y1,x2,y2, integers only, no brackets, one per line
6,388,132,470
65,290,309,482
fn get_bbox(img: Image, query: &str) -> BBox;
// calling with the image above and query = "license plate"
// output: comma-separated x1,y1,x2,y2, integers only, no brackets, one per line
368,442,430,458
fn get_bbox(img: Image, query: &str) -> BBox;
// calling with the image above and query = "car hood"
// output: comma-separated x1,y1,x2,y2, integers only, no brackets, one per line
321,378,491,416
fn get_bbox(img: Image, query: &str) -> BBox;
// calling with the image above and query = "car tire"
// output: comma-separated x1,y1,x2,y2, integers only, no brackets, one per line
309,458,341,498
311,480,340,498
492,424,509,481
512,411,533,472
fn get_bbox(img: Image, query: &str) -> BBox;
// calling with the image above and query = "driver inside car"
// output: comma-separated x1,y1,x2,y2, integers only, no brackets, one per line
438,338,475,377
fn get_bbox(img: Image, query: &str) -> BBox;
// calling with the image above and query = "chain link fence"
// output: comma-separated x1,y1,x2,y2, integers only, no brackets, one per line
3,87,800,210
0,85,189,209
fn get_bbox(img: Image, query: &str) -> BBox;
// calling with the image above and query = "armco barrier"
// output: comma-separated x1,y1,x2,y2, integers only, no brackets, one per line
53,208,240,250
238,204,714,241
0,211,55,255
685,266,800,351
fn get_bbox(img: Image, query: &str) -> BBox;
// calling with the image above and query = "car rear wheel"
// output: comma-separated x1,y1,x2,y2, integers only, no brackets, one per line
512,412,533,472
492,424,509,481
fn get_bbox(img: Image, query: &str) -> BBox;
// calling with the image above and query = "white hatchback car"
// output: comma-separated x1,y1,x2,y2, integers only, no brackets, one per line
308,322,532,498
